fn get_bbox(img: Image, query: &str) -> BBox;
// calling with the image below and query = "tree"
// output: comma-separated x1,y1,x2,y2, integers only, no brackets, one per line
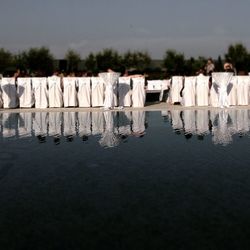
84,53,97,74
21,47,54,76
215,55,223,72
0,48,13,74
162,49,186,76
65,49,81,73
95,48,122,72
224,43,250,73
122,50,151,73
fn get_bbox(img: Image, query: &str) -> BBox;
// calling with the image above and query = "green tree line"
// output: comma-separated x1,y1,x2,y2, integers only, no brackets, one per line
1,43,250,77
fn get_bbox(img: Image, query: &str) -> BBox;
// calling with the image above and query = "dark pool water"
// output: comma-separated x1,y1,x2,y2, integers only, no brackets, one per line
0,110,250,250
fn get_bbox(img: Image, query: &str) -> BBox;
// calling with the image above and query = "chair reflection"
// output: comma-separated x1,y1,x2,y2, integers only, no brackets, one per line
0,109,249,146
0,110,147,147
165,109,250,145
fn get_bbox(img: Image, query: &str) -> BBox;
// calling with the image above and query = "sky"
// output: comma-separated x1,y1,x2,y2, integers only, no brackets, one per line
1,0,250,59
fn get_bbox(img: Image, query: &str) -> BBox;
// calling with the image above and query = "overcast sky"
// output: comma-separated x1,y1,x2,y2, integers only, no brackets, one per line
1,0,250,59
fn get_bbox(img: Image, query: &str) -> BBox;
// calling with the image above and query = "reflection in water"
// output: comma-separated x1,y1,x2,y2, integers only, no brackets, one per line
166,109,250,145
0,110,147,147
0,109,250,146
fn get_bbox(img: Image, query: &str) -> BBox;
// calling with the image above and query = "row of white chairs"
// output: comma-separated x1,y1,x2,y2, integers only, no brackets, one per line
0,76,146,109
169,74,250,107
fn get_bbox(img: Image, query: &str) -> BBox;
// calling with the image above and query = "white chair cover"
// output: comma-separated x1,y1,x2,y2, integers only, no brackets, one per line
32,77,48,108
170,76,183,104
63,77,78,107
196,74,209,106
237,75,250,105
77,77,91,107
182,76,196,107
91,77,104,107
17,77,34,108
118,77,131,107
0,79,3,108
227,76,237,106
209,79,219,107
1,77,18,108
131,77,145,108
48,76,63,108
99,72,120,109
159,79,170,102
212,72,233,108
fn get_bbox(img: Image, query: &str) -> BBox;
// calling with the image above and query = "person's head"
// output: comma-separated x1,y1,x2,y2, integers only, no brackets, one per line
224,62,233,72
207,58,213,64
196,68,205,75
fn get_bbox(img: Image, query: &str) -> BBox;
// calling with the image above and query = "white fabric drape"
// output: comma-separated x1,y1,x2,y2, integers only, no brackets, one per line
196,74,209,106
182,76,196,107
1,77,18,108
212,72,233,108
91,77,104,107
131,77,145,107
118,77,131,107
17,77,34,108
63,77,78,107
48,76,63,108
32,77,48,108
99,72,120,109
237,76,250,105
77,77,91,107
0,79,3,108
170,76,183,104
159,80,170,102
227,76,237,106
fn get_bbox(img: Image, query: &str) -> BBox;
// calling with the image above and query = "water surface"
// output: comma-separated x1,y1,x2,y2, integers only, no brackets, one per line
0,110,250,249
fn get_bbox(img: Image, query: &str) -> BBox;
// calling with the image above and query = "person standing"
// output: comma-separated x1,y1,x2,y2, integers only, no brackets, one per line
205,58,215,76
